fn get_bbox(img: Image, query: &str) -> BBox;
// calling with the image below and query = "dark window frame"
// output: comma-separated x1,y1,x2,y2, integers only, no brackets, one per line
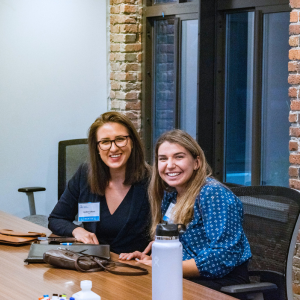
214,0,290,184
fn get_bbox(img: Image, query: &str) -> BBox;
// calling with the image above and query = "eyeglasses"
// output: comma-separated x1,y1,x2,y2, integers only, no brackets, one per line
97,135,130,151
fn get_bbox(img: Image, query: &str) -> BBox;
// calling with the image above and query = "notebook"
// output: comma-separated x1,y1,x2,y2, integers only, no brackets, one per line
24,243,110,263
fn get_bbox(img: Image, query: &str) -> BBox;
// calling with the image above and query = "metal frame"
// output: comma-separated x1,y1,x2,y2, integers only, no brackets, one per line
214,1,290,184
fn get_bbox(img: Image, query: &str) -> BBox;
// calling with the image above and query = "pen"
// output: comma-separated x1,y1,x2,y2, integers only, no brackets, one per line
60,243,73,245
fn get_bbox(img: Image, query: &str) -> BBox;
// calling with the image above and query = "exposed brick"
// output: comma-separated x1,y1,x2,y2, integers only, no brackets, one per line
115,91,138,100
293,283,300,295
121,63,140,72
290,166,300,177
111,0,134,3
110,90,116,99
114,72,137,81
110,25,120,33
289,61,300,72
120,43,142,52
111,81,121,90
290,113,299,123
290,179,300,189
123,110,140,120
120,82,141,91
110,99,126,110
290,140,299,151
110,72,114,80
290,127,300,137
109,53,116,61
120,4,137,13
120,24,138,33
291,11,299,23
110,6,120,14
290,0,300,8
137,53,142,62
290,24,300,35
125,53,138,61
291,100,300,110
110,44,120,52
137,72,142,81
110,15,136,25
125,100,141,110
290,36,300,47
290,154,300,164
289,75,300,85
110,63,120,71
290,49,300,60
290,87,298,98
110,34,136,43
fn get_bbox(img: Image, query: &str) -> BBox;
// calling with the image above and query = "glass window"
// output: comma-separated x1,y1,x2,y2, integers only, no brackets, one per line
224,12,255,185
154,0,176,3
153,18,176,143
261,12,290,187
180,19,198,139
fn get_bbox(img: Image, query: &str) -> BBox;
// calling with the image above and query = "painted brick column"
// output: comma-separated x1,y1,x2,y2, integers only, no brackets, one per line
109,0,143,131
289,2,300,298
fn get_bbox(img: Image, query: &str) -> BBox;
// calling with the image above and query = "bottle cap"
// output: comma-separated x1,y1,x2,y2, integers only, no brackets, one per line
70,297,75,300
81,280,92,289
155,223,186,237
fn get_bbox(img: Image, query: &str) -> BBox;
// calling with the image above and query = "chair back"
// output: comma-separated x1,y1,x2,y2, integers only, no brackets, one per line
230,186,300,300
58,139,89,199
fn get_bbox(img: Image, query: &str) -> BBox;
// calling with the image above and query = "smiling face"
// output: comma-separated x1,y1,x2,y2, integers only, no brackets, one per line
157,141,200,196
96,122,132,173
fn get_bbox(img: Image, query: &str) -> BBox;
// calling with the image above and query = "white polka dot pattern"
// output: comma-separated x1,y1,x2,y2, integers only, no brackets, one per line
161,177,252,279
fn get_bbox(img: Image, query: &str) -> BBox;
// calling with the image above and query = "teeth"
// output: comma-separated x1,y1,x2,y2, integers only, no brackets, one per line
167,173,180,177
111,154,121,158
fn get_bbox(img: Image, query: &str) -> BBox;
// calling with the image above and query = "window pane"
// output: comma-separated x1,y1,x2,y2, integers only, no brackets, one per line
224,12,254,185
154,0,176,4
153,19,176,143
261,12,289,187
180,19,198,139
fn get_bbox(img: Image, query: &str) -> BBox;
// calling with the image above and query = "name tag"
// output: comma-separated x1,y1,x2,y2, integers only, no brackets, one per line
163,202,175,223
78,202,100,222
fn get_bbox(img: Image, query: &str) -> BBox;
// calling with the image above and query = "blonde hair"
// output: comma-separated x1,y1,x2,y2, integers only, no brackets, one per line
149,129,212,238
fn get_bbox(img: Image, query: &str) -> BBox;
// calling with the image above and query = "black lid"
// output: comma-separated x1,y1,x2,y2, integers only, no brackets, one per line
155,223,186,236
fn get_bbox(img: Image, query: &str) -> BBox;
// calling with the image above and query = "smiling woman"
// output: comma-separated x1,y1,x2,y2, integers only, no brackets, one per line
48,112,151,254
119,130,252,296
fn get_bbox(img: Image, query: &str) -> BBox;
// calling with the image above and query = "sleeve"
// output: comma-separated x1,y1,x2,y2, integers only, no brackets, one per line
193,183,245,278
48,164,86,236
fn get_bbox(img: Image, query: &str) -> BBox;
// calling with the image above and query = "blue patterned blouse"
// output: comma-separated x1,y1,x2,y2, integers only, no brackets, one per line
161,177,252,279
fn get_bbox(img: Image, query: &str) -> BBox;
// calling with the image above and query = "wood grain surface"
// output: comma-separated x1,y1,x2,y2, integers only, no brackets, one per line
0,210,237,300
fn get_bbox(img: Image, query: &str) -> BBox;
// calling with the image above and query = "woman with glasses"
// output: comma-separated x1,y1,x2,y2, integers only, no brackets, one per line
49,112,151,254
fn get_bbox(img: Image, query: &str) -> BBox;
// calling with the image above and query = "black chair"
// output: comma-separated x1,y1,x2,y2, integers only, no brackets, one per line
220,186,300,300
18,139,89,227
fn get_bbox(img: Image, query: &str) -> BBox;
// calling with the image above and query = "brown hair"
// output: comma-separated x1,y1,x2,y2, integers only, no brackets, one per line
149,129,212,237
88,111,150,195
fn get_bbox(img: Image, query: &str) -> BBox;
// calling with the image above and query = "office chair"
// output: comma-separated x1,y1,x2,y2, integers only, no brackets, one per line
220,186,300,300
18,138,89,227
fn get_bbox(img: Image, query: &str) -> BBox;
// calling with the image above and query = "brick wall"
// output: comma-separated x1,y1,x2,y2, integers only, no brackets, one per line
289,1,300,298
109,0,143,131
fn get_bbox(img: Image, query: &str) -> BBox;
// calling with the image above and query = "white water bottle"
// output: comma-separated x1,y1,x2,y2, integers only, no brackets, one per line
72,280,101,300
152,223,184,300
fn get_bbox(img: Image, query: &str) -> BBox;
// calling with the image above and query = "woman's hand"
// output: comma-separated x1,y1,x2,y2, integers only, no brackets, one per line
72,227,99,244
119,241,154,261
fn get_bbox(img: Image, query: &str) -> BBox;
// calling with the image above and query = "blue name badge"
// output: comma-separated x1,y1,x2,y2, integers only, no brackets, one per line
78,202,100,222
163,202,175,222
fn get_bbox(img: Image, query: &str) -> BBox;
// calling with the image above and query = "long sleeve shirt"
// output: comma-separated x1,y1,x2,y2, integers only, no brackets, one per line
161,177,252,278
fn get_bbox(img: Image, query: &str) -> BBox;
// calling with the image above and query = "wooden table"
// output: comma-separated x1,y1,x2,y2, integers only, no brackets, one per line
0,210,237,300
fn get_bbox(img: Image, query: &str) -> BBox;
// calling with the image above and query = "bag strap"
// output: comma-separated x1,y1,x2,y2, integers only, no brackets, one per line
73,254,148,275
93,257,148,276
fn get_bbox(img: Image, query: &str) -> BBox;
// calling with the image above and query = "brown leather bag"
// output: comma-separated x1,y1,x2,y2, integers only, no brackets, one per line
43,248,148,275
0,229,46,245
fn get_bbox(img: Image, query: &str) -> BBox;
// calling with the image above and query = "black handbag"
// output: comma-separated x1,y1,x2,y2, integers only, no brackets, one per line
43,248,148,275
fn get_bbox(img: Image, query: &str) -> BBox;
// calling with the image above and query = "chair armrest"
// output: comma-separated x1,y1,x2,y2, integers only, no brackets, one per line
221,282,278,294
18,187,46,193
